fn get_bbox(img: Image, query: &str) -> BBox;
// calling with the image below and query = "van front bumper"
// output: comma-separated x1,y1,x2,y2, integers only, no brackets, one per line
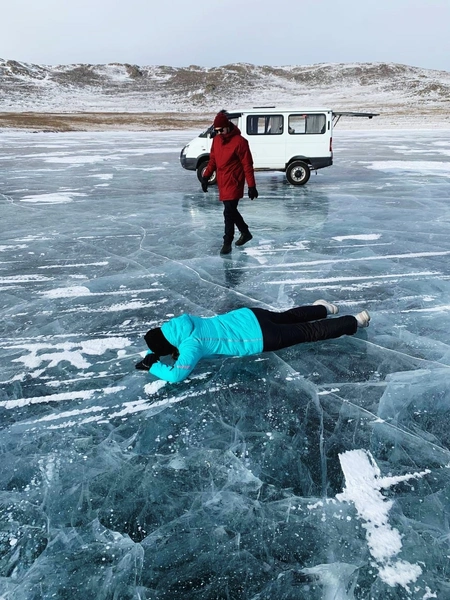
180,149,197,171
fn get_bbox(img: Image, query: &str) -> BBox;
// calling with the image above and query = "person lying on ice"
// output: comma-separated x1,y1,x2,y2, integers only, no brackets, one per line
135,300,370,384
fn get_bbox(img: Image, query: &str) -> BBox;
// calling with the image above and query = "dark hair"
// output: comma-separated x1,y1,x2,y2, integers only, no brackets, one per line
144,328,177,357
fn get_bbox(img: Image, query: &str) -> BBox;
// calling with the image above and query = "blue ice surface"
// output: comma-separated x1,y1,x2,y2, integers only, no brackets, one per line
1,128,450,599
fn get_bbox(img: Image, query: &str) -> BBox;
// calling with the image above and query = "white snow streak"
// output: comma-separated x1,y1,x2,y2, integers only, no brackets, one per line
337,449,430,590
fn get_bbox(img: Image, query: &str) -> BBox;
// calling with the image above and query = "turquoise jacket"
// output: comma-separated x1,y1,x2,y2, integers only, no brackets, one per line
149,308,264,383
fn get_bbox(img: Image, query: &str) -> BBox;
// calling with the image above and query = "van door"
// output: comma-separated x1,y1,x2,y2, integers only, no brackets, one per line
244,113,286,169
285,112,331,168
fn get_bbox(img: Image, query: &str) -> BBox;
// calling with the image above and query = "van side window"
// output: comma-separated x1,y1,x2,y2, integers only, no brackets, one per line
247,115,284,135
288,114,327,134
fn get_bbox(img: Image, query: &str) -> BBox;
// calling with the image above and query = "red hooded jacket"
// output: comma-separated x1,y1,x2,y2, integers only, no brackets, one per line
203,125,256,201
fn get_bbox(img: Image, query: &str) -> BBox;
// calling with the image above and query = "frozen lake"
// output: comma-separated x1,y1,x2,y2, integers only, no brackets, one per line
1,128,450,599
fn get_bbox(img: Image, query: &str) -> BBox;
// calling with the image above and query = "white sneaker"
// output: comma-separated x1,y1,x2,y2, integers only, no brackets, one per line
355,310,370,328
313,299,339,315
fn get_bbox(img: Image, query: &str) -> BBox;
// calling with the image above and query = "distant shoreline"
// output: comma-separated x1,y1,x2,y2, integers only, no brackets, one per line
0,111,448,132
0,112,215,132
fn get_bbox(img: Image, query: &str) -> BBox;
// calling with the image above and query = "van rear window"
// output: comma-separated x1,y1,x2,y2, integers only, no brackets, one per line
288,114,327,134
247,115,284,135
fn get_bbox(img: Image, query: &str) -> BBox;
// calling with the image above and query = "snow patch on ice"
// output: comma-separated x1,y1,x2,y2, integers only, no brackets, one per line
0,274,52,284
0,386,126,410
0,244,28,251
20,192,87,204
61,299,168,313
11,337,132,371
40,285,92,298
332,234,381,242
337,449,430,590
40,286,162,298
144,381,167,395
88,173,113,180
38,262,109,270
43,155,118,165
364,161,450,177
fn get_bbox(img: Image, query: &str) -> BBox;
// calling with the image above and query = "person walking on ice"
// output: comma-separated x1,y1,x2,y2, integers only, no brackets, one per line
201,111,258,256
135,300,370,383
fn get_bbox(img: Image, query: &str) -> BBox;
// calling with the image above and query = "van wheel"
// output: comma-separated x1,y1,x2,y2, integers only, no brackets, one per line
286,161,310,185
197,161,217,185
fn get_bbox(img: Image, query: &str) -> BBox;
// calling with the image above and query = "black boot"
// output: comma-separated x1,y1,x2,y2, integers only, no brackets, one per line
235,231,253,246
220,242,232,255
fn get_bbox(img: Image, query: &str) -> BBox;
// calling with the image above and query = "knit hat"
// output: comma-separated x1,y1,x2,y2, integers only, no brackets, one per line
213,112,230,129
144,327,177,357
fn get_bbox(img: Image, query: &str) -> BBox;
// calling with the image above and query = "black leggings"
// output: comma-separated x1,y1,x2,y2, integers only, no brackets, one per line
250,305,358,352
223,200,249,243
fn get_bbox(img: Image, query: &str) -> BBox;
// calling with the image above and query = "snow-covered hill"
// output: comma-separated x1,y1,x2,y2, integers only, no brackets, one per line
1,59,450,129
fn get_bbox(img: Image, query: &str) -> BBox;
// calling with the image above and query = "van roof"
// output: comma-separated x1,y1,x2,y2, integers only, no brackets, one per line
228,107,333,113
225,108,379,121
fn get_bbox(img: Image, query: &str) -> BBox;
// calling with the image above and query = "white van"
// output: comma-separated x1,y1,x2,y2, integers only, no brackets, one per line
180,107,377,185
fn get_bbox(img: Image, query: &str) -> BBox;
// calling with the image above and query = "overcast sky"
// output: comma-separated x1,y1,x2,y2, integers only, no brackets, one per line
2,0,450,72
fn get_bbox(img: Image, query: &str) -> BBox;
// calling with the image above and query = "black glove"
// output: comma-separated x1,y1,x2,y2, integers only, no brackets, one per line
248,186,258,200
201,177,209,193
135,353,158,371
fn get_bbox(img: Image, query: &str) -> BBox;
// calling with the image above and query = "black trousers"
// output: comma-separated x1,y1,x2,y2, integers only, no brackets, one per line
223,200,249,243
250,305,358,352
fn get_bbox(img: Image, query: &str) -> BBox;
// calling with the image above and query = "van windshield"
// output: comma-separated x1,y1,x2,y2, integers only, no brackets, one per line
199,112,242,137
199,125,214,139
